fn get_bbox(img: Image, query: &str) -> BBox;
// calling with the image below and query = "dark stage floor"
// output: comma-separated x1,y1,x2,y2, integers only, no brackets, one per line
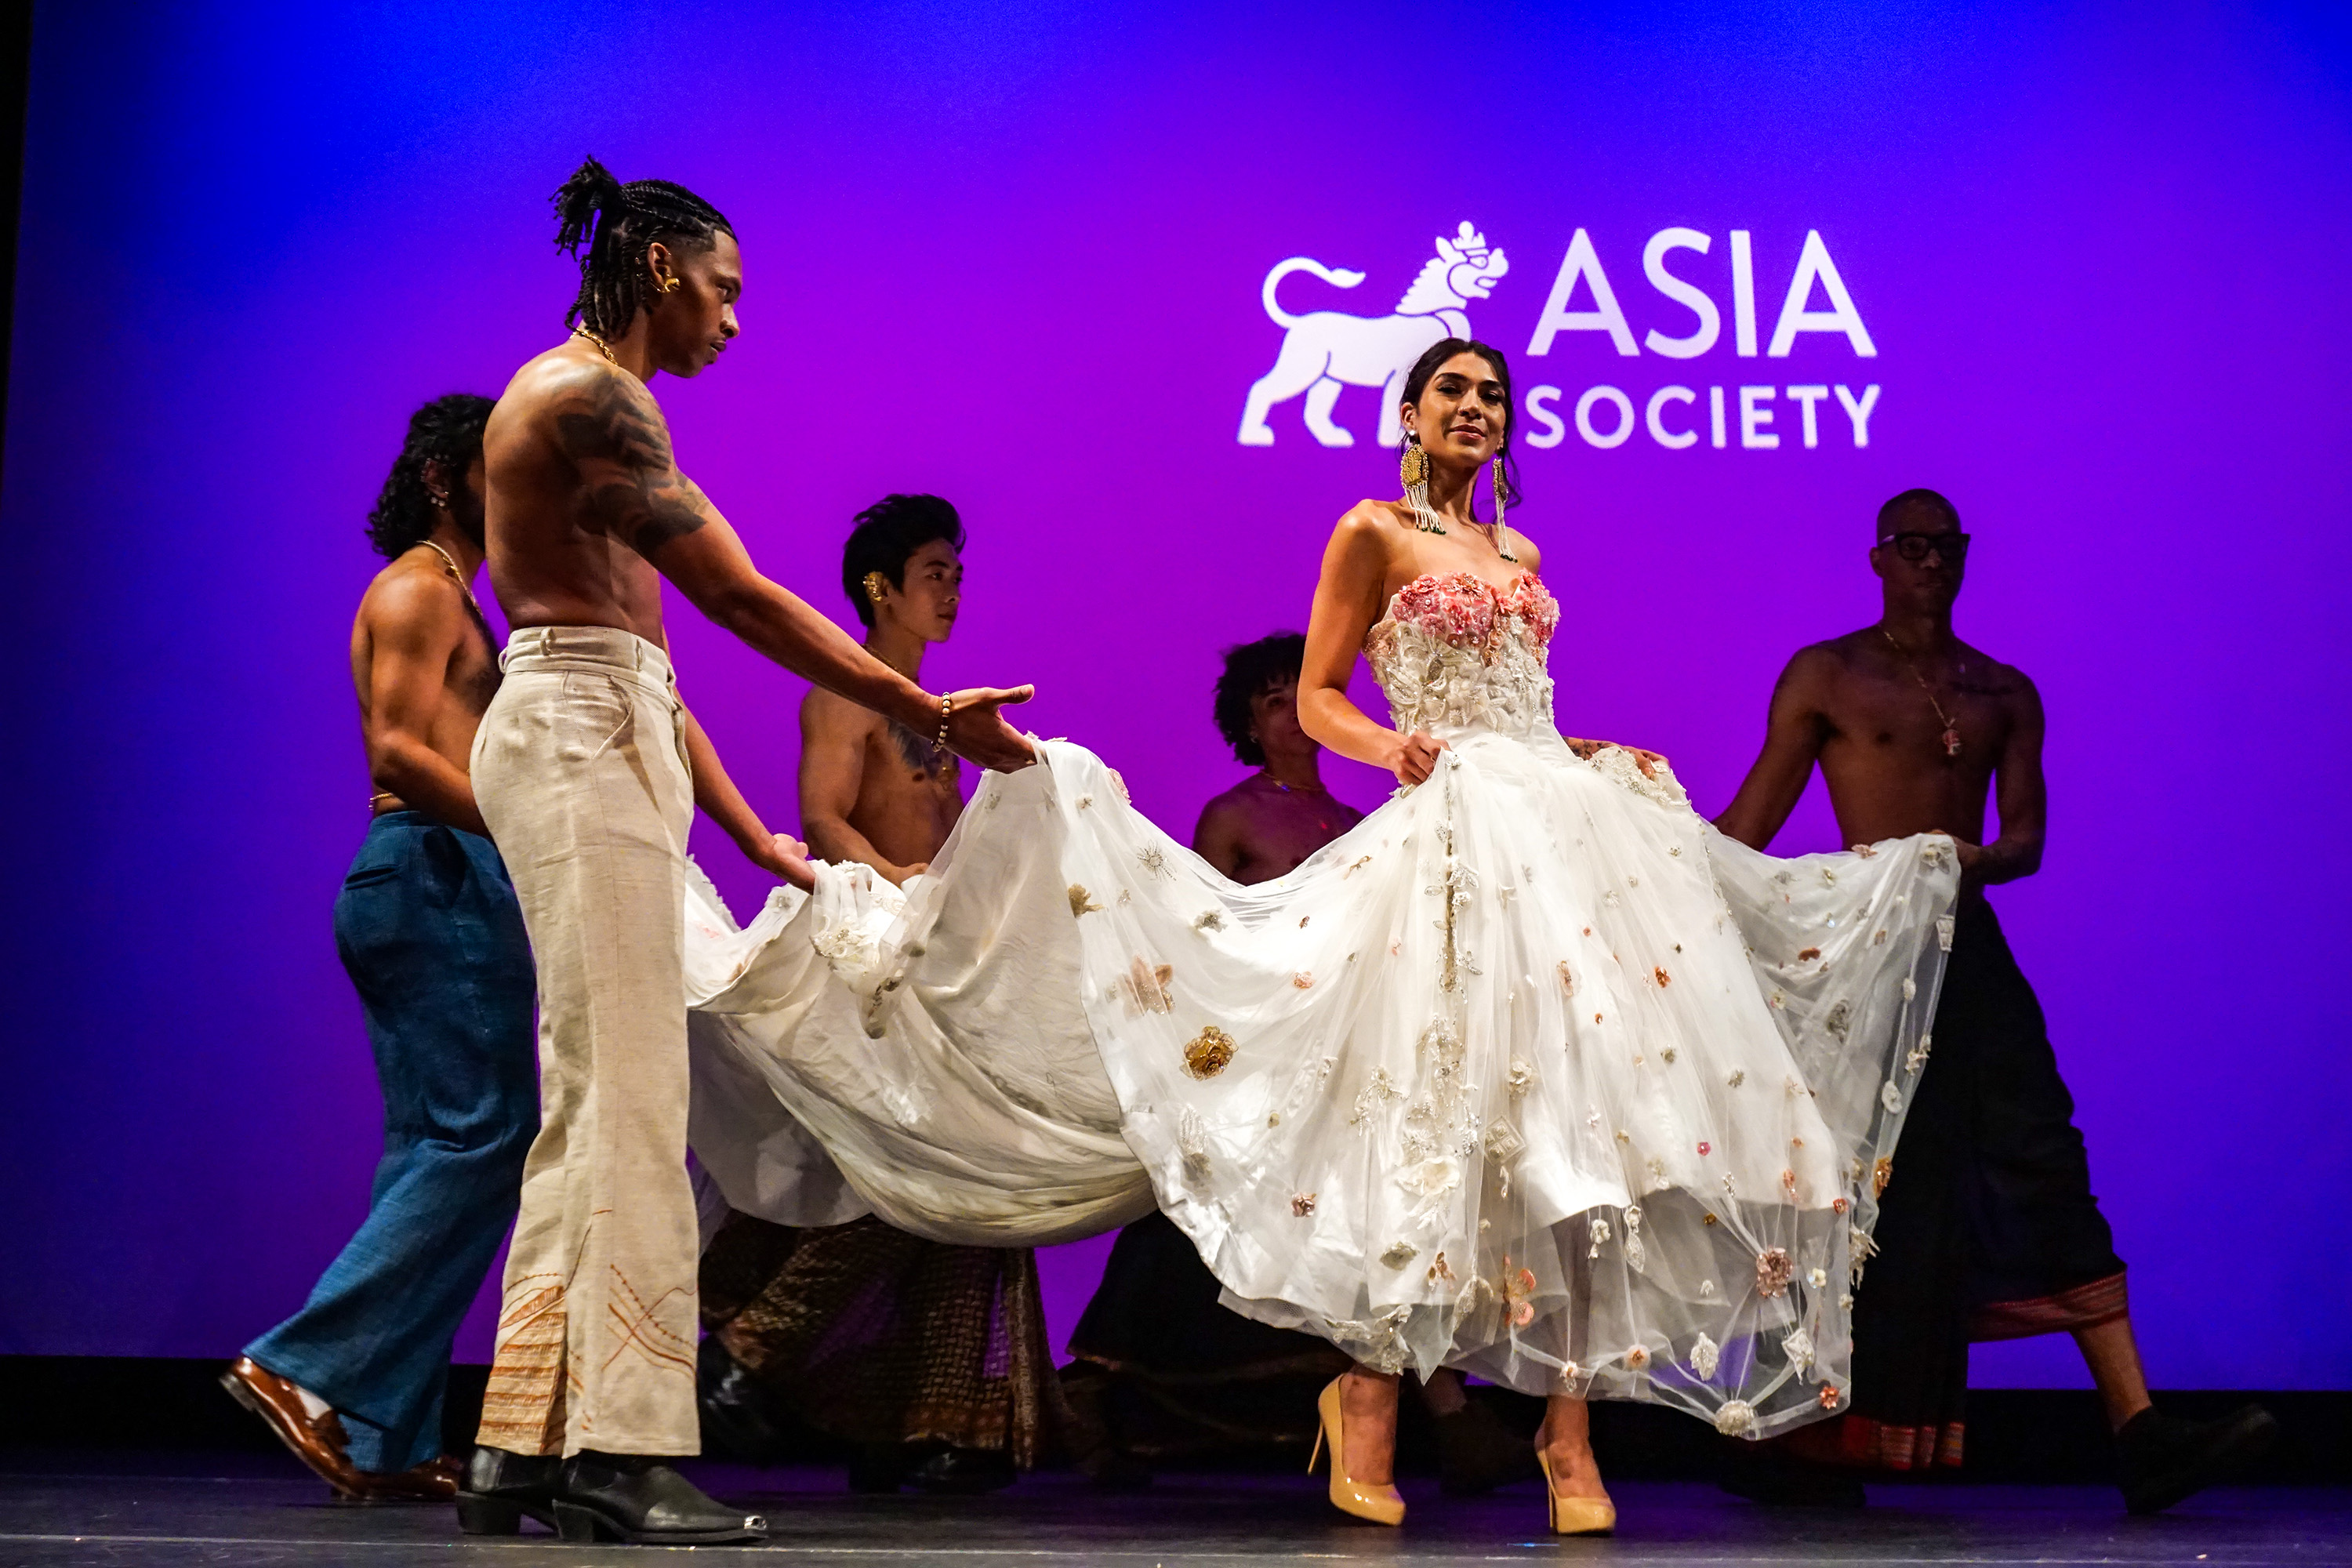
0,1453,2341,1566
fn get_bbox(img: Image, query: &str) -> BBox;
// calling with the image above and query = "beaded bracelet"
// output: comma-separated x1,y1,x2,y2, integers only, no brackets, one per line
935,691,953,755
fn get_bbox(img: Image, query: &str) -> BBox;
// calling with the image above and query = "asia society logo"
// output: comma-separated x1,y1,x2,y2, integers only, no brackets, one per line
1238,224,1881,452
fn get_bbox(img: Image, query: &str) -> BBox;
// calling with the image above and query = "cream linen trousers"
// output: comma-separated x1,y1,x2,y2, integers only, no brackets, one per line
470,626,701,1457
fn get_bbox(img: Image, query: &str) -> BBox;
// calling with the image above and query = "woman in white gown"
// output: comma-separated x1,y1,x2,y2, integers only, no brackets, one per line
681,339,1958,1535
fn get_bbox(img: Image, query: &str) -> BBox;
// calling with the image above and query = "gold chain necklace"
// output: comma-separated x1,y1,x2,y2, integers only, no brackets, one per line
571,324,619,365
1880,627,1963,758
419,540,485,621
1261,771,1329,796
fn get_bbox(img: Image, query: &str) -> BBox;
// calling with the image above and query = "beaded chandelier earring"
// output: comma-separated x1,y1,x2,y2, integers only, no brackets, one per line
1400,434,1444,535
1490,456,1517,563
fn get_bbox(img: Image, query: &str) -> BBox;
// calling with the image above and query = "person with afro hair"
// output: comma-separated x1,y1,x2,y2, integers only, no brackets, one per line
1192,633,1363,882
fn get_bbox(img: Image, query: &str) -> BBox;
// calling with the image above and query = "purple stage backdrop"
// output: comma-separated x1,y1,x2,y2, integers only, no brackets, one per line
2,2,2347,1393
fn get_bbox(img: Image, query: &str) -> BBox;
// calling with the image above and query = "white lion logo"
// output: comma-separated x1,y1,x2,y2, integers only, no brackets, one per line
1237,222,1510,448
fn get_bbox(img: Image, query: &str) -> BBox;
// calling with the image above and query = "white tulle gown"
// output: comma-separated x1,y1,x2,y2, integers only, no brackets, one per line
683,568,1959,1439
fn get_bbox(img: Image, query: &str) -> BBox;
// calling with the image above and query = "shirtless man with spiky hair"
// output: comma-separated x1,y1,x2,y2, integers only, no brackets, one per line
455,158,1033,1548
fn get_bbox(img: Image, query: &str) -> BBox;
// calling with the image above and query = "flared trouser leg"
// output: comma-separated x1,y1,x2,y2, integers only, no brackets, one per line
471,633,700,1457
247,816,537,1473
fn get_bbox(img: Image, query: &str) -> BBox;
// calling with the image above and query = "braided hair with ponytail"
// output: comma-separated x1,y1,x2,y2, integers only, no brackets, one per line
551,156,735,340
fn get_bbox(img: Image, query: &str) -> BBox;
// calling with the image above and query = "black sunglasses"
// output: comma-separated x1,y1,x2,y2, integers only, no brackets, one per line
1885,531,1970,563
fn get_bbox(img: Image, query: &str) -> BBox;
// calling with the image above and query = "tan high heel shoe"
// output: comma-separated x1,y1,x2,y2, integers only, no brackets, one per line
1308,1377,1406,1526
1537,1448,1617,1536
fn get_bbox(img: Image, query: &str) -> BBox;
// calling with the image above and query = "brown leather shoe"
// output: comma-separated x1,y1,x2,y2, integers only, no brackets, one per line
220,1356,366,1498
350,1454,463,1503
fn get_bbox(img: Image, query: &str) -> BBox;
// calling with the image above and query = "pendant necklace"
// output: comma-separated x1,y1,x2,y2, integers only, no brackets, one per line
1881,628,1963,758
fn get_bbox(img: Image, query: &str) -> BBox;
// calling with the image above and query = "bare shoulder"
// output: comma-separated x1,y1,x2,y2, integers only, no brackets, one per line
496,343,602,415
1780,633,1861,692
1958,641,2040,713
497,347,668,454
358,550,466,637
800,681,881,742
1325,499,1415,579
1332,499,1406,546
1192,783,1251,855
1197,778,1258,821
1512,530,1544,575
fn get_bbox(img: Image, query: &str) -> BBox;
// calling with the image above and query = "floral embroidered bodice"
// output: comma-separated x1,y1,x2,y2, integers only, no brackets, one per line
1366,571,1561,740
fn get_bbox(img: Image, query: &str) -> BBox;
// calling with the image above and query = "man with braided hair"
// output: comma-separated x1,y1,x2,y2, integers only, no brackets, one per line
456,158,1034,1546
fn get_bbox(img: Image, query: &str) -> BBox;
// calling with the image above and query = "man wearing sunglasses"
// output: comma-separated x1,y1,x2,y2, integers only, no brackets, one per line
1714,488,2274,1512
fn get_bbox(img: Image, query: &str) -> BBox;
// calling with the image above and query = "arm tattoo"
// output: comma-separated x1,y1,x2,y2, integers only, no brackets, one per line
553,371,711,557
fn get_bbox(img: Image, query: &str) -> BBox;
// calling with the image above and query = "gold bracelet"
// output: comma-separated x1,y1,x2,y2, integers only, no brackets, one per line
935,691,953,754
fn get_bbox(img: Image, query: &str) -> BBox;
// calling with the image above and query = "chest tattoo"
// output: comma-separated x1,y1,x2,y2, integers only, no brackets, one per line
886,719,946,779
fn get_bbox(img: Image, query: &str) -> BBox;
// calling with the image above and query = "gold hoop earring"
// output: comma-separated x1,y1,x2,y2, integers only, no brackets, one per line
863,571,889,604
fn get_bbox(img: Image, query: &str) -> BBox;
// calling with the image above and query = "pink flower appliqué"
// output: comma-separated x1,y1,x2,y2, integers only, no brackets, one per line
1497,574,1559,648
1389,572,1497,648
1386,572,1559,656
1499,1256,1540,1327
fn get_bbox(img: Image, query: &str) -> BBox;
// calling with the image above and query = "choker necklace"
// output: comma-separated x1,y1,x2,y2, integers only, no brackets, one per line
572,324,619,365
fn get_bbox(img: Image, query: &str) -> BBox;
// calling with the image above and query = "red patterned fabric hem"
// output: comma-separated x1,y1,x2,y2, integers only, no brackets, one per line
1967,1270,2129,1343
1780,1413,1965,1472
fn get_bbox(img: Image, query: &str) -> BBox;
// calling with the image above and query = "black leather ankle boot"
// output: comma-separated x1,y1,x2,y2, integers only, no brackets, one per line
906,1444,1017,1494
552,1452,766,1544
2115,1404,2278,1515
454,1446,561,1535
847,1442,909,1493
1716,1443,1867,1509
